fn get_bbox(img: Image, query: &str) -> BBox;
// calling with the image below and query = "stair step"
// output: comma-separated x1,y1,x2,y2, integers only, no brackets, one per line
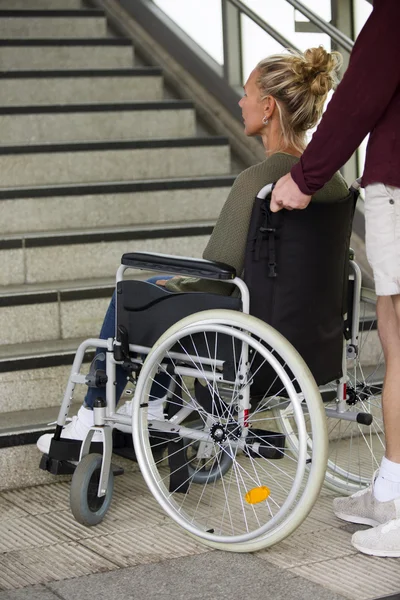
0,175,233,235
0,39,134,70
0,68,163,106
0,9,107,38
0,0,85,7
0,403,80,491
0,336,94,423
0,137,231,188
0,282,114,346
0,222,212,285
0,101,196,145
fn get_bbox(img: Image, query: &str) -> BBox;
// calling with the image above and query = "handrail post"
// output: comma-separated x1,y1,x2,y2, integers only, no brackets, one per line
221,0,243,88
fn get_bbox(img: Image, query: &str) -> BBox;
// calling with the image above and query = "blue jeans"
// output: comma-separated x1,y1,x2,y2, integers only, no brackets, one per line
84,276,173,409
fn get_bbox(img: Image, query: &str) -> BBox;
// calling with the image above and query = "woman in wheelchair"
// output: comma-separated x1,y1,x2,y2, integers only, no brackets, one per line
37,45,348,455
36,47,378,551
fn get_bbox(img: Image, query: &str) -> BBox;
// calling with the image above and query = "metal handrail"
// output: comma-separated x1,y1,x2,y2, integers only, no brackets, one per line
284,0,354,52
227,0,301,53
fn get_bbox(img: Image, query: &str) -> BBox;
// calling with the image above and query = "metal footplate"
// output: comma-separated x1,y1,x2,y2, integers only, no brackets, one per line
39,437,124,477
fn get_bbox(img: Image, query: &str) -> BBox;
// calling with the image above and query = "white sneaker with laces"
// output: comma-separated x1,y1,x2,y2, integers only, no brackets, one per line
352,517,400,557
333,472,400,527
36,406,102,454
115,396,166,433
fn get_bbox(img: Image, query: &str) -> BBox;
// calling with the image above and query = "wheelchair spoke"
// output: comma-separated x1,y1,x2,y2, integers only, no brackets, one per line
133,312,326,548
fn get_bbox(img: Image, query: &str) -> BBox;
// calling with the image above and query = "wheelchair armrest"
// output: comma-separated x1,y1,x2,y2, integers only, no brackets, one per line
121,251,236,280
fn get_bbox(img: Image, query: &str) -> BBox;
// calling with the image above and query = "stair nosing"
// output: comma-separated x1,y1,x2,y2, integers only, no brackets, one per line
0,100,194,115
0,337,91,369
0,221,214,250
0,175,236,201
0,136,229,156
0,38,132,46
0,67,162,78
0,285,115,307
0,9,104,17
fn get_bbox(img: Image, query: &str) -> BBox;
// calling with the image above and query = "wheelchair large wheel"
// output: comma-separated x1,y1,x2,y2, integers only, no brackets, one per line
275,288,384,495
70,453,114,526
132,310,327,552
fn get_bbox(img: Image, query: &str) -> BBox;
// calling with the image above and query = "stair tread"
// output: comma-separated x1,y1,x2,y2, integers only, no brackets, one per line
0,38,132,45
0,219,215,242
0,276,118,297
0,174,236,200
0,403,81,434
0,100,194,115
0,337,87,362
0,136,229,156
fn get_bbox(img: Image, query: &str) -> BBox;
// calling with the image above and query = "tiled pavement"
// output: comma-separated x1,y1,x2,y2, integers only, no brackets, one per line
0,463,399,600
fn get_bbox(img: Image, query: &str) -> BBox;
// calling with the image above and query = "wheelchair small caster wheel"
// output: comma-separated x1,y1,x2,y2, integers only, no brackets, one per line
70,453,114,526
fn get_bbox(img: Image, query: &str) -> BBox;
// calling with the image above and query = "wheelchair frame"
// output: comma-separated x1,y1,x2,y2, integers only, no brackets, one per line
41,180,384,550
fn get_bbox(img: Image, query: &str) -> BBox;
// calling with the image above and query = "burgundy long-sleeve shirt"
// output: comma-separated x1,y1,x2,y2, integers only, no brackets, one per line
291,0,400,194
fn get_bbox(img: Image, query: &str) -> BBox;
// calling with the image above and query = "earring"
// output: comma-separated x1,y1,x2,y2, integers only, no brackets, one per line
262,116,269,125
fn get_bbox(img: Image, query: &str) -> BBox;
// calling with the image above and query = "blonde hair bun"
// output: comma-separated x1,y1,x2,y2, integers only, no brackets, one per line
255,46,343,153
292,46,342,96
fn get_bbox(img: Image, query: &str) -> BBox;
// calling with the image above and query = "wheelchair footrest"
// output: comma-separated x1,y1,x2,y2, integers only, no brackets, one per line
39,453,124,477
244,429,285,459
39,453,76,475
48,437,103,462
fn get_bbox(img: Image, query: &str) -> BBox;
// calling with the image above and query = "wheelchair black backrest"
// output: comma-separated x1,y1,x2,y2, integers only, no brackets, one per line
116,187,356,395
244,188,357,392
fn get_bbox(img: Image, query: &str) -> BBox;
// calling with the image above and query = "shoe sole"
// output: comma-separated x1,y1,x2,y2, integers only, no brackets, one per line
334,512,381,527
352,539,400,557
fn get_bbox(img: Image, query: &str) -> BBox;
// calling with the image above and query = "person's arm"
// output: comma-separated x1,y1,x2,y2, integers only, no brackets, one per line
271,0,400,210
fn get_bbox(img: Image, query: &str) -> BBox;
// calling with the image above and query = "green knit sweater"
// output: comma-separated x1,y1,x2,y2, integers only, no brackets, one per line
165,152,349,295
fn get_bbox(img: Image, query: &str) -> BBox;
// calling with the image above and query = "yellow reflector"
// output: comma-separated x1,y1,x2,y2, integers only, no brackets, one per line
245,486,270,504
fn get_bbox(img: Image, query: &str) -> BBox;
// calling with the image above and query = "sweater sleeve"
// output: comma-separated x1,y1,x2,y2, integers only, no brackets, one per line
291,0,400,195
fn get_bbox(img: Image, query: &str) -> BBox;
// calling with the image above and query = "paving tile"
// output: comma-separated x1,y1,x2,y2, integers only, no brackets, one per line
0,586,59,599
48,552,348,600
0,542,117,591
34,494,167,542
258,524,356,569
0,496,29,522
0,514,73,553
1,483,70,515
80,522,208,568
292,554,400,600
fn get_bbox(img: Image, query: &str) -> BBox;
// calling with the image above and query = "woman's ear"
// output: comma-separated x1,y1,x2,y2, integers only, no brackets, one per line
263,95,276,120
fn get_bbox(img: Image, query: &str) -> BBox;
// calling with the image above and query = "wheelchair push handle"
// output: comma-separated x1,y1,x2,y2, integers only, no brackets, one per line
256,182,275,200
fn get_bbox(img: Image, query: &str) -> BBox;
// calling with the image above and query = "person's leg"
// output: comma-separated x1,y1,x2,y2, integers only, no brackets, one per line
333,183,400,519
334,183,400,556
84,290,127,409
372,294,400,501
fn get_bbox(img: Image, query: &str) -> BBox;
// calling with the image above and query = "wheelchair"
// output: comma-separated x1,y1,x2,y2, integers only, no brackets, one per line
40,182,384,552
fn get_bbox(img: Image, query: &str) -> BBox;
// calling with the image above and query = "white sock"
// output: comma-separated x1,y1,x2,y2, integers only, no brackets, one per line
374,457,400,502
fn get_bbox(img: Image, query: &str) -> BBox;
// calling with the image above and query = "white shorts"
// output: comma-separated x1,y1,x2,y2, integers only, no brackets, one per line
364,182,400,296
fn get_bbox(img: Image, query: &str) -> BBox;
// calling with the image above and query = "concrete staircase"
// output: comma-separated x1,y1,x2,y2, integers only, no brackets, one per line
0,0,237,489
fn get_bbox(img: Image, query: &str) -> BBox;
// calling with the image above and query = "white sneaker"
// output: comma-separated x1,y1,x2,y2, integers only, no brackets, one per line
36,406,102,454
115,396,166,433
333,473,400,527
352,517,400,557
